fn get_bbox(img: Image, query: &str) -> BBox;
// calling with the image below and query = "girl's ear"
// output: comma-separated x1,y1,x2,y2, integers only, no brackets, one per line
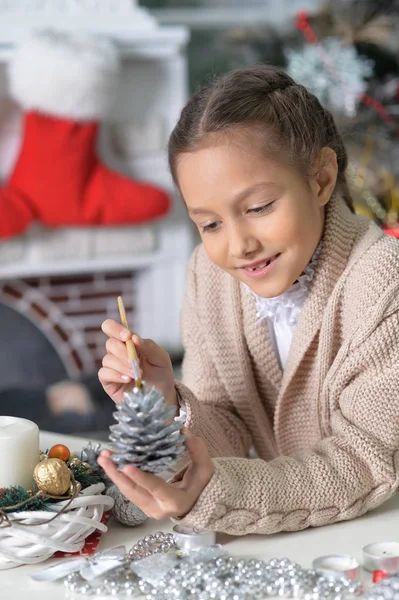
310,147,338,207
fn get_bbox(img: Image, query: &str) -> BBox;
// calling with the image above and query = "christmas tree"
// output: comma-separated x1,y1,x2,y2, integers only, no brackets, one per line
146,0,399,233
224,0,399,233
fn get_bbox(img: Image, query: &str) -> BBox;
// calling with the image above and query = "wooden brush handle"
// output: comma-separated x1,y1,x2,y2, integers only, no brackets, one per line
117,296,139,364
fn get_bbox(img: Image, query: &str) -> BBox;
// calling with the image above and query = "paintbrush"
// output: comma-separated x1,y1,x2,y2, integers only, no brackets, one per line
117,295,142,389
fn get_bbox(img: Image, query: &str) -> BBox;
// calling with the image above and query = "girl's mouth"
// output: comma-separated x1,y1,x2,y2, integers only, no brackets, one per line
241,254,280,279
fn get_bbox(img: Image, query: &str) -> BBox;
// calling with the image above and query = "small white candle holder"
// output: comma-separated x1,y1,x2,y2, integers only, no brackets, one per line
172,525,215,551
312,554,360,580
363,542,399,573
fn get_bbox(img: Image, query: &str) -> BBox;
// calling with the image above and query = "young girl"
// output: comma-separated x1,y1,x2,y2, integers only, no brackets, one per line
97,65,399,536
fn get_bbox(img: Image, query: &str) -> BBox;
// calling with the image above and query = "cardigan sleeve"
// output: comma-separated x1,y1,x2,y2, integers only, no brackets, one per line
174,249,252,459
174,307,399,535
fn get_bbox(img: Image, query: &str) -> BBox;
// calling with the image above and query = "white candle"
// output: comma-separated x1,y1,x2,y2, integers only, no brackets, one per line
0,416,40,489
363,542,399,573
172,525,216,551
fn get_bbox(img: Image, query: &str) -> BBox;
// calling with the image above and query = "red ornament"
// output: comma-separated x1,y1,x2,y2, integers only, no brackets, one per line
383,225,399,239
48,444,71,462
373,570,389,583
296,10,309,30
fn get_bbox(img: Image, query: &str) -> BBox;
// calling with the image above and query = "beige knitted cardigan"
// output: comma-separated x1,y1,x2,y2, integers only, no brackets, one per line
173,194,399,536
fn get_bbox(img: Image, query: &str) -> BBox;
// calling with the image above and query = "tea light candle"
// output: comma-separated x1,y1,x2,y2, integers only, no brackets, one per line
312,555,360,580
173,525,215,551
0,416,40,489
363,542,399,573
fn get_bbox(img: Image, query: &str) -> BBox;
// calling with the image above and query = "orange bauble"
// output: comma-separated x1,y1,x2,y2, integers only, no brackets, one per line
48,444,71,462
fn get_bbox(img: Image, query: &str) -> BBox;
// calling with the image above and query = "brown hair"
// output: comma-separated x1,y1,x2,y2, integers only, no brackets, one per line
168,64,353,210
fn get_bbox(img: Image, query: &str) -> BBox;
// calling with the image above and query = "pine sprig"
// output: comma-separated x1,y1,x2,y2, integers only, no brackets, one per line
68,461,104,488
0,486,50,513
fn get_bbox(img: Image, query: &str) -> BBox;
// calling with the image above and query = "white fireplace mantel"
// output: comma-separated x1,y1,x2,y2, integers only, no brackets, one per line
0,0,158,45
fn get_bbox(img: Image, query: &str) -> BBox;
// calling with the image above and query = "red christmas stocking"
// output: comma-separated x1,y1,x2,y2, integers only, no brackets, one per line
0,187,35,238
0,31,170,237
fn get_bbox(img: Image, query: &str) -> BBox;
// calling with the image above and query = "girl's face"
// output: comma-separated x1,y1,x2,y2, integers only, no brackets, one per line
177,140,335,298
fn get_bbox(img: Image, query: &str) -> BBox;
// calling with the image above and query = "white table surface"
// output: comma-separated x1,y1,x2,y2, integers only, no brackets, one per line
1,431,398,600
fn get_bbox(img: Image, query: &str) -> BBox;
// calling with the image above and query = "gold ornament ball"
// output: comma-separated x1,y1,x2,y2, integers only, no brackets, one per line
48,444,71,462
69,458,81,468
33,458,71,495
69,480,82,496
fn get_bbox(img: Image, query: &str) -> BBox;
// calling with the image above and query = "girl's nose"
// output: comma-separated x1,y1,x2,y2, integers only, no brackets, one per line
228,223,260,259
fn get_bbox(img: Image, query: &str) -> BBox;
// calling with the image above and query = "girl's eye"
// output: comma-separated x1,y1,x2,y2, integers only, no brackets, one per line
201,221,220,233
247,201,275,215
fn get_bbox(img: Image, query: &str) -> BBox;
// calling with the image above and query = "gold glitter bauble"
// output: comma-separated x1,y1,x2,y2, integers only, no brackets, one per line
69,480,82,496
33,458,71,495
69,458,81,468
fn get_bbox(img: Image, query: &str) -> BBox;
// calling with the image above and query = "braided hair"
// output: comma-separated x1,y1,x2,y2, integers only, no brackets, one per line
168,64,353,211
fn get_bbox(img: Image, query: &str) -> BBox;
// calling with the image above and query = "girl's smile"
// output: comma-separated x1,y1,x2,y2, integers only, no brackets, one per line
239,253,281,279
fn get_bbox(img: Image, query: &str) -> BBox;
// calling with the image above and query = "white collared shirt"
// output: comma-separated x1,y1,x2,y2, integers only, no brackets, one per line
251,245,320,368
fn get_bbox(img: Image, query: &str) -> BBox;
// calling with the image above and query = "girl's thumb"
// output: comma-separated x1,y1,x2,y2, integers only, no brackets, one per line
132,334,156,355
132,335,170,367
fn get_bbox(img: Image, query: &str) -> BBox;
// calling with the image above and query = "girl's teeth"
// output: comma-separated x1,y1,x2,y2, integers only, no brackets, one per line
250,260,269,271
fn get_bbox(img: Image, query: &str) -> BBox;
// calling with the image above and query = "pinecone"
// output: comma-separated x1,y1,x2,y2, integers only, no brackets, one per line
109,384,186,473
105,484,149,527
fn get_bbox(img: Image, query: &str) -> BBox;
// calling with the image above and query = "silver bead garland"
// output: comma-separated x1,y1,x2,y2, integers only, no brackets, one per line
138,556,362,600
62,530,362,599
127,532,177,560
364,573,399,600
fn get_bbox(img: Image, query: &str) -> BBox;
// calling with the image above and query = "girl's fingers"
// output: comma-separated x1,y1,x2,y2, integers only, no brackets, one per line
100,450,112,459
98,454,152,507
123,465,171,498
98,366,132,385
122,466,185,515
98,453,134,486
102,353,133,378
102,319,132,342
105,337,132,364
99,452,202,518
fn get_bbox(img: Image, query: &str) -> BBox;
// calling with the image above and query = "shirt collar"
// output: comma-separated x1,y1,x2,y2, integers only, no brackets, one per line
247,242,322,326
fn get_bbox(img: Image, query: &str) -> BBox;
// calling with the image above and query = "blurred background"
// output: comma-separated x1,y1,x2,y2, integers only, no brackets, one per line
0,0,398,437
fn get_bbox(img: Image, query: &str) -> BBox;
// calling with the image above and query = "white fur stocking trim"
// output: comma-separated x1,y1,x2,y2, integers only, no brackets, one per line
8,30,120,121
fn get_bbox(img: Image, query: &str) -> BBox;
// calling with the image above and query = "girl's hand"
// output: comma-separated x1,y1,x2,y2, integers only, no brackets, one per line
97,429,214,520
98,319,177,406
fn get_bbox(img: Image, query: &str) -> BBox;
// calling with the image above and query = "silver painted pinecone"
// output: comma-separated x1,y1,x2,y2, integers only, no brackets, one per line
109,383,186,473
106,484,149,527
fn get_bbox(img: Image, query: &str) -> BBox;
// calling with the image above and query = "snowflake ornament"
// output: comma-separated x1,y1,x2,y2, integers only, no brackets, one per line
286,38,374,116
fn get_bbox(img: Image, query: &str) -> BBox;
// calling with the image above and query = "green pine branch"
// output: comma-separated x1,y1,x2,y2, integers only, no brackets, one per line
68,461,105,489
0,487,51,513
